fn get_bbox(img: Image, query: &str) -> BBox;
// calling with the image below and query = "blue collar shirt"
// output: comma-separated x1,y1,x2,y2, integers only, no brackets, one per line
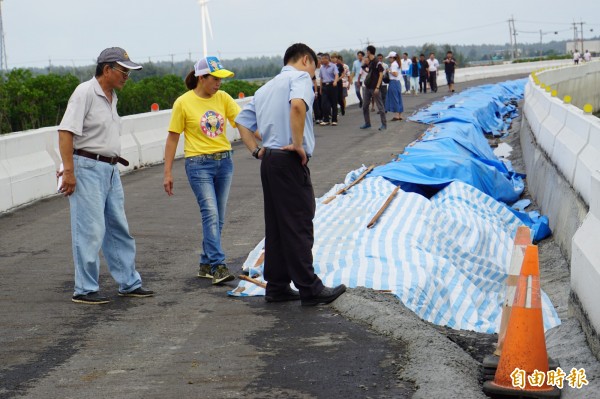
235,65,315,156
319,63,338,83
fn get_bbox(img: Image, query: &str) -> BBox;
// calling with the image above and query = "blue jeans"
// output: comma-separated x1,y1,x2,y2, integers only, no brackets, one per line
69,155,142,296
185,155,233,270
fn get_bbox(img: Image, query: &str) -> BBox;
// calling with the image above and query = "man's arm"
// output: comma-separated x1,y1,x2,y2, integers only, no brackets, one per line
281,98,308,165
58,130,76,196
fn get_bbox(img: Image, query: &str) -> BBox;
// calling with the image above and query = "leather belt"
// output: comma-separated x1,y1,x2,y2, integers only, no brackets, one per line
73,149,129,166
193,151,232,161
264,148,311,159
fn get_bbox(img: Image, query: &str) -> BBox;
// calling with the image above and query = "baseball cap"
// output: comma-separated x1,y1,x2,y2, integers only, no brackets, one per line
97,47,142,70
386,51,398,58
194,56,234,78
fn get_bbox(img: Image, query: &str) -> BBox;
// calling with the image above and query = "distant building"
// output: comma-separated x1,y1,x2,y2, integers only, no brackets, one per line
566,40,600,55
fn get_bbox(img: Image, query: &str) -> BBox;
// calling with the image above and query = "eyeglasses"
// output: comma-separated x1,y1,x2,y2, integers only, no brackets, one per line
111,66,131,78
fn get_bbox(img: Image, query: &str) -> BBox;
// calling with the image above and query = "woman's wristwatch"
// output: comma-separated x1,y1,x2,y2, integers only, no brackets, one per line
252,147,261,159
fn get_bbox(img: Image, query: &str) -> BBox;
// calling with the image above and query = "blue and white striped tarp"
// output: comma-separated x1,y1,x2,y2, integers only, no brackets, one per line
228,170,561,334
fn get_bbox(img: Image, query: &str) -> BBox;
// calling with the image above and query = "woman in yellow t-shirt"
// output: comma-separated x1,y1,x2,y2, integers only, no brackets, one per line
163,56,240,285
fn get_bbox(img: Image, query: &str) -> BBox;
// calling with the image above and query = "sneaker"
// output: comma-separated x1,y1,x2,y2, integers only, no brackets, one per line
331,122,338,126
319,121,330,126
197,264,213,279
378,125,387,131
212,265,235,285
72,292,110,305
359,124,371,129
118,287,154,298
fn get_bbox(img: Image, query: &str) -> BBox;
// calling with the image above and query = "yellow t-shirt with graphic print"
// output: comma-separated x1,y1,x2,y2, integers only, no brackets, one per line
168,90,241,157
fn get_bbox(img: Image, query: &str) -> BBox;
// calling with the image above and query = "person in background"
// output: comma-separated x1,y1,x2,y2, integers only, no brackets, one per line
427,52,439,93
340,55,351,115
58,47,153,304
351,51,365,108
377,54,389,107
418,53,429,93
443,50,457,93
583,49,591,63
163,56,239,285
360,45,386,131
235,43,346,306
385,51,404,122
408,55,420,95
573,49,581,65
400,52,412,94
319,53,339,126
331,53,346,116
313,53,323,124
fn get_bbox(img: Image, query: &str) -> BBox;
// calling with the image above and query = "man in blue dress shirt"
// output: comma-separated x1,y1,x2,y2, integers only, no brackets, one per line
235,43,346,306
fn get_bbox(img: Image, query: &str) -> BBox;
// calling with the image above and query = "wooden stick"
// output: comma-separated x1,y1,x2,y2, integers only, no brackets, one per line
238,274,267,289
322,164,375,204
367,186,401,229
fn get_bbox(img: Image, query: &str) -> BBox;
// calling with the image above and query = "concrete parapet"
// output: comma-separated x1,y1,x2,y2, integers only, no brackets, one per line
575,121,600,204
571,171,600,358
551,106,592,184
0,128,57,211
538,97,568,157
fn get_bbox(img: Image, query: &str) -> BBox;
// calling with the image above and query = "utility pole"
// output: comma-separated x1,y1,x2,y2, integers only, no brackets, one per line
0,0,8,71
572,22,579,52
170,53,174,74
579,20,586,53
508,17,518,60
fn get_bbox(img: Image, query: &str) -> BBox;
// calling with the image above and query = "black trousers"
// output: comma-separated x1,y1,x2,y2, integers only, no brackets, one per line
321,84,338,123
313,87,322,121
336,84,345,115
261,149,324,298
419,75,428,92
428,71,438,92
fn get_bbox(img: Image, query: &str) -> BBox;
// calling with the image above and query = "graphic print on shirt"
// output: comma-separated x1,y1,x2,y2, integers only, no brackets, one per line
200,110,225,138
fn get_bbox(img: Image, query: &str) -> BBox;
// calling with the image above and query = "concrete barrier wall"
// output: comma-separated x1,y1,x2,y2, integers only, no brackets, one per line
0,96,252,212
523,60,600,359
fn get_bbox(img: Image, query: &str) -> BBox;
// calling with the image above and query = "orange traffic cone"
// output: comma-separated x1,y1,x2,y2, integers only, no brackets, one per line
483,245,561,398
483,226,531,379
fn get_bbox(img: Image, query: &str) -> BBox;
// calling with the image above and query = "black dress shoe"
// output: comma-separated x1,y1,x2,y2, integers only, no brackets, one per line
301,284,346,306
265,286,300,303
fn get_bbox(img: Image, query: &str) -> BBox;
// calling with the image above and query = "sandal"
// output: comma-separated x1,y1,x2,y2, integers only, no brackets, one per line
391,117,403,121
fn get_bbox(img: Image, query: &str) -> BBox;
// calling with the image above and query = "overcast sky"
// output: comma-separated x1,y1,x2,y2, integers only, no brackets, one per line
2,0,598,68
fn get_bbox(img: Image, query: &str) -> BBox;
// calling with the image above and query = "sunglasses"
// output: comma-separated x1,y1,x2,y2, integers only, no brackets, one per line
111,66,131,77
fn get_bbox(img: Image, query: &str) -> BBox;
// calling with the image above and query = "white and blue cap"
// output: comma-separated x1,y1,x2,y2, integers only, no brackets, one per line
194,56,234,78
97,47,142,70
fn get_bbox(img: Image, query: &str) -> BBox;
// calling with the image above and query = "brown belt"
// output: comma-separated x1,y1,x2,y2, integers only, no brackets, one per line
73,149,129,166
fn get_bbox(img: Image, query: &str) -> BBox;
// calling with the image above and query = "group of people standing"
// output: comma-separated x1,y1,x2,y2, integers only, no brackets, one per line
573,49,593,65
58,44,346,307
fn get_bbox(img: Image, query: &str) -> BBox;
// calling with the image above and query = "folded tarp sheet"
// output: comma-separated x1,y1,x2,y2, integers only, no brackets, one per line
229,174,561,334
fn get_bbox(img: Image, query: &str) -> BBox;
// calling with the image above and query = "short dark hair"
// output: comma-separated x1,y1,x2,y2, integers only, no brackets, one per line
420,53,425,57
95,62,114,77
447,50,453,54
377,53,383,58
284,43,318,67
403,52,408,56
357,51,365,56
366,45,376,55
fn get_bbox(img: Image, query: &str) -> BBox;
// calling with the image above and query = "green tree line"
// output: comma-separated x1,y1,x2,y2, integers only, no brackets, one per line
0,70,261,134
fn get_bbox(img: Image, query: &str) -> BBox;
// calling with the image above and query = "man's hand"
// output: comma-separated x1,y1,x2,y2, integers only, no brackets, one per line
59,170,76,196
281,144,308,166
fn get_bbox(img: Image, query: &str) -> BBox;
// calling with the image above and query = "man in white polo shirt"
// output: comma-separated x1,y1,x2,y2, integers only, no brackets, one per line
427,52,439,93
58,47,154,304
